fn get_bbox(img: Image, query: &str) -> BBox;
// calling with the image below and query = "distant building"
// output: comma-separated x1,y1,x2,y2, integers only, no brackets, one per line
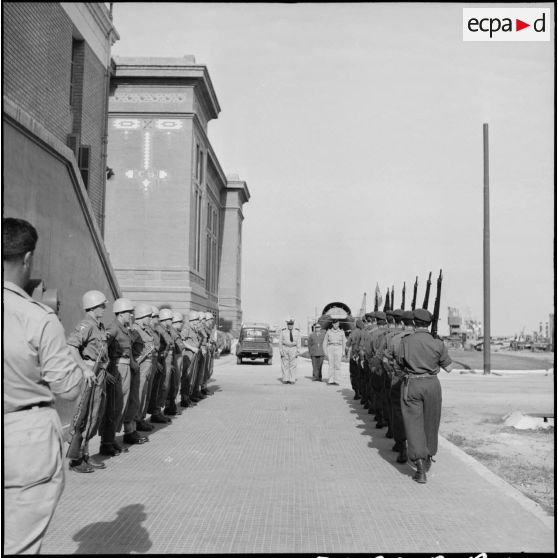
105,57,250,331
2,2,120,330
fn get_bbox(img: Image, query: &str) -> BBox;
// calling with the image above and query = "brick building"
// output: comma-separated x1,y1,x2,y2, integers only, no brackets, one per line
2,2,120,331
105,57,250,333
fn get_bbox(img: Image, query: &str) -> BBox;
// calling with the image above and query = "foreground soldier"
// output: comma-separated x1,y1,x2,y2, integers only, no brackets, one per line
278,318,302,384
201,312,217,395
346,318,364,397
368,311,389,426
99,298,135,455
396,308,455,483
180,311,201,407
165,312,186,415
154,309,175,419
3,218,86,554
359,312,377,412
383,309,414,464
66,290,110,472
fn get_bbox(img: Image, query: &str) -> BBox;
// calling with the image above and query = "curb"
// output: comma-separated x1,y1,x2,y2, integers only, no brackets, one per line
454,369,552,375
438,435,554,530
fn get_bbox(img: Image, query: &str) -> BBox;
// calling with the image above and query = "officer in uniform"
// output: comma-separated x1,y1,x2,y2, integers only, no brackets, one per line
165,312,186,415
3,217,86,554
99,298,136,455
383,309,413,463
66,289,111,472
322,318,346,385
307,323,326,381
396,308,455,483
346,318,364,397
125,303,155,440
278,318,302,384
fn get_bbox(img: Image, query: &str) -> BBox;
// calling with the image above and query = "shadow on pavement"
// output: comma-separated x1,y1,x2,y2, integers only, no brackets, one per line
72,503,151,554
340,388,414,479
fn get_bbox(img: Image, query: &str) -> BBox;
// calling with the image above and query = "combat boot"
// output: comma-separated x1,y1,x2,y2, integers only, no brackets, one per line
83,454,106,469
137,419,154,431
396,446,408,464
413,459,427,483
69,459,94,473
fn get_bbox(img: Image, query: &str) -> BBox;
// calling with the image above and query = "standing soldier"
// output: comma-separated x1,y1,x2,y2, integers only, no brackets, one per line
125,303,155,438
66,290,111,472
383,309,413,463
368,310,389,426
322,318,346,386
99,298,136,456
190,312,207,402
307,323,326,381
201,312,217,395
346,318,364,398
153,309,176,419
378,310,400,438
278,318,302,384
165,312,186,416
396,308,455,483
146,307,172,424
359,312,377,412
3,218,86,554
180,311,202,407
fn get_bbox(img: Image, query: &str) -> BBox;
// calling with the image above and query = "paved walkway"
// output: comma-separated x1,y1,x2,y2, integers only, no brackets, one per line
42,350,554,554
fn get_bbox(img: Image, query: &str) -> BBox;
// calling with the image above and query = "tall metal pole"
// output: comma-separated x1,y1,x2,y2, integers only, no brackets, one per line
483,123,491,375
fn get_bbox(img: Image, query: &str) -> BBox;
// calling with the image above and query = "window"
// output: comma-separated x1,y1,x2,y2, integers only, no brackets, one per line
193,187,203,272
78,145,90,189
206,202,219,293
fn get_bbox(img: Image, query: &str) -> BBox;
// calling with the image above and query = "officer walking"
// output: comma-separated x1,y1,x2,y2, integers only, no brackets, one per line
278,318,302,384
66,289,111,473
3,218,86,554
322,318,346,385
307,323,326,381
396,308,455,483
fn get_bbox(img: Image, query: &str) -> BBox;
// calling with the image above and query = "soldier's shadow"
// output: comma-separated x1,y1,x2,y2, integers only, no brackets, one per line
340,388,415,479
72,503,152,554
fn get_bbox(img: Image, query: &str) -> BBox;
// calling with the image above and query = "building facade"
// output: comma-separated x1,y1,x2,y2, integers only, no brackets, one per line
2,2,121,331
105,57,249,329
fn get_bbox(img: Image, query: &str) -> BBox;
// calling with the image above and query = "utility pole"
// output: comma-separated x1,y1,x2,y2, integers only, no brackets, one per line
483,123,491,375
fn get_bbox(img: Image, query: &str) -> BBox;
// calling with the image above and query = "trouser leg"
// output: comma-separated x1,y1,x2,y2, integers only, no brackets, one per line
390,376,406,442
66,383,92,461
138,359,155,421
3,409,65,555
401,379,428,461
181,354,192,399
100,363,122,444
281,351,289,381
381,365,392,430
116,363,131,433
423,378,442,457
156,354,173,410
147,358,164,415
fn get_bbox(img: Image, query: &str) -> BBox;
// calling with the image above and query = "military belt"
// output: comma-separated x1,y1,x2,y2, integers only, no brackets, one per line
16,401,52,412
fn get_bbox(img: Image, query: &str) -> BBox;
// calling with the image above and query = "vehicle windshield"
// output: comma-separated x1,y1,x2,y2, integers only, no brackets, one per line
241,328,269,340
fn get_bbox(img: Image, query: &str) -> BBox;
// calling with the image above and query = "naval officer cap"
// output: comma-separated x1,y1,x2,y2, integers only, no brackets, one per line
413,308,432,325
286,317,295,324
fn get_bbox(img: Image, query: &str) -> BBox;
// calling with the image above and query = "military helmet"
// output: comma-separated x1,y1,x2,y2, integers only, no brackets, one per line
134,303,153,320
151,306,160,317
113,298,134,315
172,311,184,324
189,310,199,321
205,312,213,320
159,308,173,322
82,290,108,311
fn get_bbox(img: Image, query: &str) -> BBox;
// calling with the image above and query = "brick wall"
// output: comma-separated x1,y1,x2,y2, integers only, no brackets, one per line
2,2,73,143
3,2,108,231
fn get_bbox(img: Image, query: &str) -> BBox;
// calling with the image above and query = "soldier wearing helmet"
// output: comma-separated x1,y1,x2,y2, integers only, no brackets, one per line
178,310,202,407
164,312,186,416
99,298,142,455
199,312,217,396
146,306,168,423
66,290,110,473
136,306,159,430
147,308,175,422
124,303,155,440
189,311,208,402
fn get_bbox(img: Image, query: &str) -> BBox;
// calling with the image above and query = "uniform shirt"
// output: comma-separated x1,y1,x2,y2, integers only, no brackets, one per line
106,320,132,359
384,329,413,375
359,327,375,357
346,327,363,357
369,326,389,358
396,330,452,375
155,324,171,357
181,323,200,356
322,328,346,354
169,326,186,354
145,323,160,354
67,314,108,364
131,322,154,361
278,327,302,350
3,281,83,413
307,330,326,357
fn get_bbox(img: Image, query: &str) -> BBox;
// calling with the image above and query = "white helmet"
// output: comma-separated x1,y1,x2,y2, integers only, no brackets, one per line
159,308,173,322
134,303,153,320
113,298,134,314
82,290,108,311
189,310,199,321
172,311,184,324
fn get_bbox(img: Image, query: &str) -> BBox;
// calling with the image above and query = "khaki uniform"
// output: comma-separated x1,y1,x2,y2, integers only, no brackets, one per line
322,327,346,384
3,281,83,555
278,327,302,383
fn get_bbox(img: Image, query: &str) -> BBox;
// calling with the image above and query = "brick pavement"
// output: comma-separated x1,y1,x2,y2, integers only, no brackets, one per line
42,351,554,554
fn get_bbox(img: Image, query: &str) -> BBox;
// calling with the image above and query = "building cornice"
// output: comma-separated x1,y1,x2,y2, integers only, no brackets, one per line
112,56,220,120
84,2,120,44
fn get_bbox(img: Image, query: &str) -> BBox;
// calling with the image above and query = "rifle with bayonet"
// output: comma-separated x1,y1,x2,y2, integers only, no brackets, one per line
431,270,443,338
422,271,432,310
390,285,395,311
411,276,418,311
401,282,406,310
383,289,390,312
374,288,379,312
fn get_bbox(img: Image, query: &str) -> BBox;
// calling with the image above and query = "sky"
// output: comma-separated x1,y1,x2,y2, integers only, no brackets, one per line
110,2,555,336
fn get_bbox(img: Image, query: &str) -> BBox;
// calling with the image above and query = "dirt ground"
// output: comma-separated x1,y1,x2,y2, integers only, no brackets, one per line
440,351,555,515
